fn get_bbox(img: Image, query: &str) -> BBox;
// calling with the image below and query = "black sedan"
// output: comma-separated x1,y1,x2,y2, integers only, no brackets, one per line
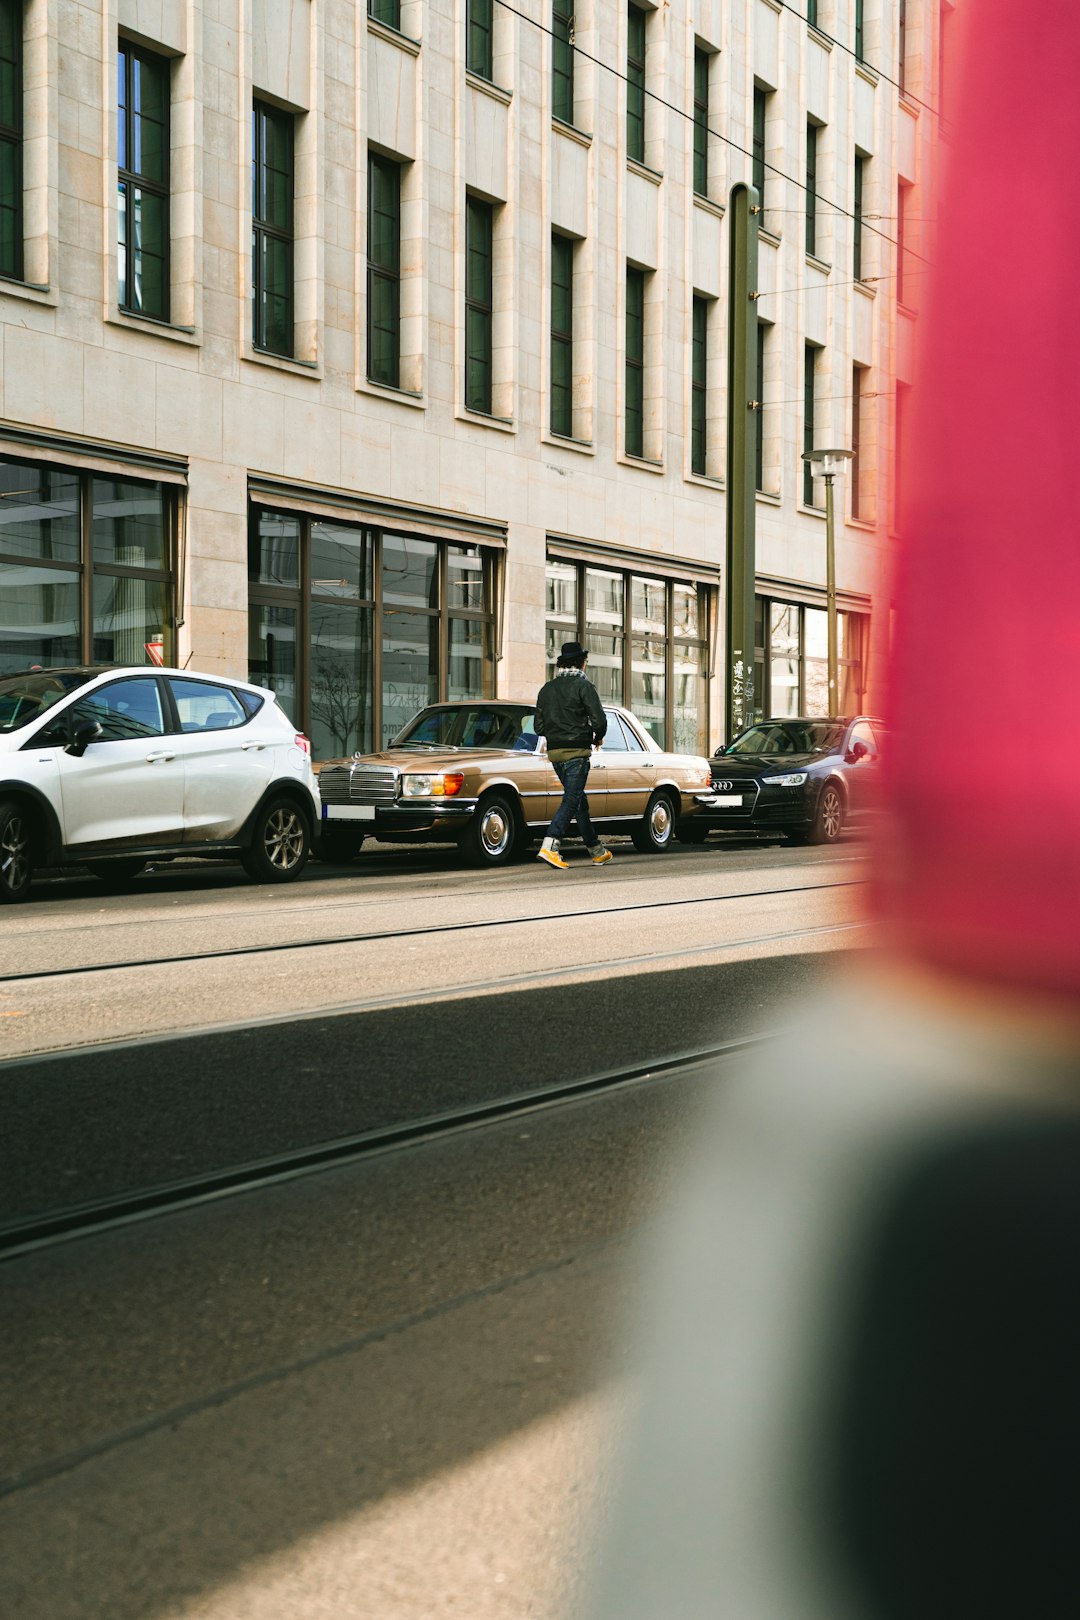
684,716,883,845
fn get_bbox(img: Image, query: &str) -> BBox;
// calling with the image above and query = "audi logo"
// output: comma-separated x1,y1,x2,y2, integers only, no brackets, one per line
714,780,734,791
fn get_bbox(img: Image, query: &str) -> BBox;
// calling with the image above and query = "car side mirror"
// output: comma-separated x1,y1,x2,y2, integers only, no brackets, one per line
846,740,869,764
66,719,103,757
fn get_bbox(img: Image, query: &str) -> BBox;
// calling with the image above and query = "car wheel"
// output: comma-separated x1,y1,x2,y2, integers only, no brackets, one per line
317,829,365,863
0,801,34,904
674,820,710,845
460,792,517,868
242,798,312,882
631,791,677,853
85,858,147,886
808,782,845,845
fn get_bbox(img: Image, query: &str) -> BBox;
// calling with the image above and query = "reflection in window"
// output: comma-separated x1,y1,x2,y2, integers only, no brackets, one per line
754,594,869,719
382,532,437,607
449,616,488,701
585,568,624,704
382,608,439,745
74,676,164,739
248,601,298,717
310,523,373,600
632,577,666,746
311,600,373,757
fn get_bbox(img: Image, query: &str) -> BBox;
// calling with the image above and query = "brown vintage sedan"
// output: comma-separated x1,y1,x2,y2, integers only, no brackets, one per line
316,700,713,867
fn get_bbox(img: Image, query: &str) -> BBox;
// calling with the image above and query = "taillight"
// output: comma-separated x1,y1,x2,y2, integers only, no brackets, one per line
294,734,311,755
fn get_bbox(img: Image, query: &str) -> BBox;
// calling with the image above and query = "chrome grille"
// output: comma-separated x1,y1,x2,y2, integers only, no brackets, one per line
318,764,398,805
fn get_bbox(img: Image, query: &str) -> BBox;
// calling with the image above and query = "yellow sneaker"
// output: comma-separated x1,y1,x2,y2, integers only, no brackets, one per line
537,847,569,870
591,848,614,865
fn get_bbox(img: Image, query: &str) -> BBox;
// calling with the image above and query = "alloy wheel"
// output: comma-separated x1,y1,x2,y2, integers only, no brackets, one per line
265,807,306,871
820,787,843,840
0,811,30,895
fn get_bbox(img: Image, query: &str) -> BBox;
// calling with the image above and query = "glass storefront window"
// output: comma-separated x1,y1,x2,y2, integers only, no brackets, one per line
769,602,800,718
672,581,699,640
448,546,485,612
92,477,168,570
310,600,373,758
248,601,298,717
546,560,578,676
803,606,829,716
93,572,169,666
755,595,869,720
250,513,301,587
0,561,81,673
673,642,704,754
382,533,438,608
382,608,439,744
0,463,80,562
585,568,624,702
631,636,666,746
449,616,488,700
310,524,373,601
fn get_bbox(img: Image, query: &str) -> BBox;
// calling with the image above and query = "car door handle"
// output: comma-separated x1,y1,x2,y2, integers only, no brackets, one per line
145,750,176,763
241,741,266,751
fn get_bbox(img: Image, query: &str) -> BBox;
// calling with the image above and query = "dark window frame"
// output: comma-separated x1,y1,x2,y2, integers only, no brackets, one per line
252,99,295,357
752,85,767,214
805,120,818,258
465,194,494,415
0,0,24,282
898,0,906,92
550,232,574,438
625,264,645,459
803,342,818,507
367,0,401,28
118,40,171,321
855,0,865,62
755,319,766,492
853,152,865,281
691,295,708,477
851,364,863,520
247,508,498,756
467,0,494,81
693,48,709,197
626,4,646,164
367,150,401,389
552,0,574,124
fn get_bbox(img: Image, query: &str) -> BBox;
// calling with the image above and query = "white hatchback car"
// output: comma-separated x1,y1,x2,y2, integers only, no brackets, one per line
0,665,320,902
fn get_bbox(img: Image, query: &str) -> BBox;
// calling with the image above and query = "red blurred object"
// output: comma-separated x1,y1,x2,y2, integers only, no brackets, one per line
883,0,1080,1001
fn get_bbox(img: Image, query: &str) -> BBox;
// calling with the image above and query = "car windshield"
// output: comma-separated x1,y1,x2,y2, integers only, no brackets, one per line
724,720,846,756
392,705,542,752
0,670,97,733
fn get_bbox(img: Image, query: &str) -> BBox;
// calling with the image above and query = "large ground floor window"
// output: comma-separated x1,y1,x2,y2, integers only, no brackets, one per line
0,455,177,674
753,593,869,720
545,556,713,754
248,506,498,758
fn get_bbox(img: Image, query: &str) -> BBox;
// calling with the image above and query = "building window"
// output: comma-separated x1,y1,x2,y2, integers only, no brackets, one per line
0,456,176,673
0,0,23,281
752,85,767,213
802,344,819,506
691,296,707,477
550,233,574,438
467,0,494,81
249,511,497,757
895,381,908,533
625,265,645,458
855,0,865,62
552,0,574,124
754,595,869,719
627,4,646,164
465,195,493,414
545,558,712,753
896,181,907,304
807,0,818,28
851,365,863,520
252,101,294,356
368,0,401,27
853,152,865,281
805,121,818,257
898,0,906,91
693,48,709,197
367,152,400,388
755,320,765,491
118,43,170,321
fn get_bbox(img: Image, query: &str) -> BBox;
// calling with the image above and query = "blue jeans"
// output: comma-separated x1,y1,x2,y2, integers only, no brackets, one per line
548,755,598,846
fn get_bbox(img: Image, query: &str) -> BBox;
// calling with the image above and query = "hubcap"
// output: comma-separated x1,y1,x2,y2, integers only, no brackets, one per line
265,808,305,870
822,790,842,839
480,805,510,856
649,797,672,844
1,814,29,892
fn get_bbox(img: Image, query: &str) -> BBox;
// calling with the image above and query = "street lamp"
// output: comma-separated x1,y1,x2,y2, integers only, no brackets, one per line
801,446,854,716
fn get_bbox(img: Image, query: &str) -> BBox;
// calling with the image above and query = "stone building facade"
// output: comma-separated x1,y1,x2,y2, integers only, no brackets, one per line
0,0,942,756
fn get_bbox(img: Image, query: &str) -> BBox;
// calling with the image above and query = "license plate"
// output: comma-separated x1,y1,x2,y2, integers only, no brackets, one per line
323,804,376,821
709,794,743,807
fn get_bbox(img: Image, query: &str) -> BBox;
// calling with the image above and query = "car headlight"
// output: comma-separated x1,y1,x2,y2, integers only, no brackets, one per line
401,772,465,798
762,772,808,787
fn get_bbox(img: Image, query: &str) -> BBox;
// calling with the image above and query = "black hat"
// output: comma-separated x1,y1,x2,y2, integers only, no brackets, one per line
558,640,588,664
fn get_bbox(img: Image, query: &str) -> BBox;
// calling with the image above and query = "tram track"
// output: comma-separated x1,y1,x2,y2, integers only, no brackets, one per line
0,1034,762,1263
1,877,866,984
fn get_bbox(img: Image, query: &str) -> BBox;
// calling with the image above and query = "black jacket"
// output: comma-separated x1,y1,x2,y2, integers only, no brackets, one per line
535,670,608,750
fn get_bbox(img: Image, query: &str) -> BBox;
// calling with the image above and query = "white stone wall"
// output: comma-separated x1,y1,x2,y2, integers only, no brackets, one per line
0,0,942,727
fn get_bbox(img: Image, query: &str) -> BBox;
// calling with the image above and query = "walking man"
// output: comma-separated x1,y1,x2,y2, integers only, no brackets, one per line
534,640,613,870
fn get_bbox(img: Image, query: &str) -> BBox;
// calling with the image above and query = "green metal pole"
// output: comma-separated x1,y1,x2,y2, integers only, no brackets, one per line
825,473,838,714
725,182,760,742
